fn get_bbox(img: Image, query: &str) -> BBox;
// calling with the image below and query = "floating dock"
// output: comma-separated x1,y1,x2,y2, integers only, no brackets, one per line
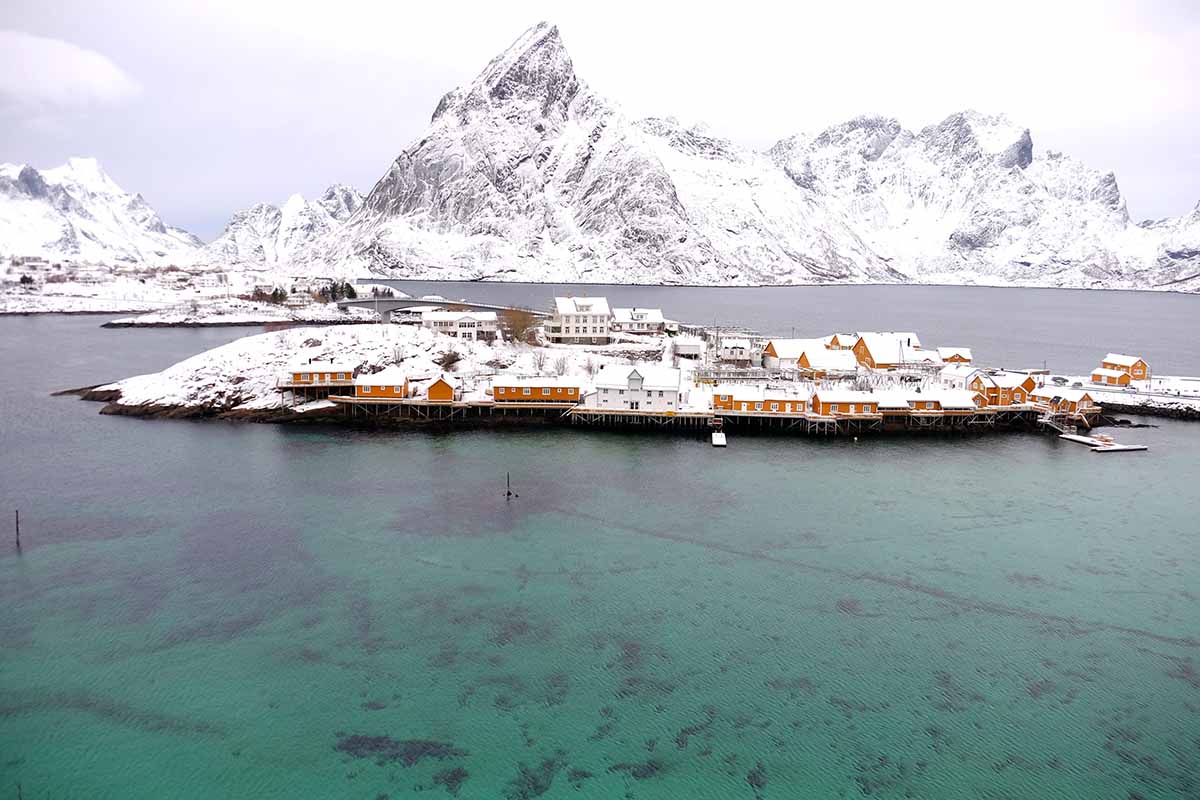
1059,433,1148,453
711,431,727,447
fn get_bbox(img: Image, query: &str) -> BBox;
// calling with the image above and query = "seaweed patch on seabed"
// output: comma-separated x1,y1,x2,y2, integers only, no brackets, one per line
675,705,718,750
433,766,469,796
0,689,224,737
333,734,467,768
504,751,567,800
927,671,986,712
608,760,663,780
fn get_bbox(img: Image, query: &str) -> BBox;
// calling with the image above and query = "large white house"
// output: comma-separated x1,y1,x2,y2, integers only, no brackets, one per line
610,307,667,334
548,297,612,344
584,365,682,412
421,311,499,342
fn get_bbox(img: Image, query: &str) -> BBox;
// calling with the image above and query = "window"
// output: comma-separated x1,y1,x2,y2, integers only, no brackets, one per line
394,386,403,393
619,390,625,396
770,402,779,411
300,373,309,380
497,387,506,395
523,388,532,396
542,388,551,396
603,388,609,395
719,394,728,401
658,391,664,397
755,402,763,411
363,386,372,393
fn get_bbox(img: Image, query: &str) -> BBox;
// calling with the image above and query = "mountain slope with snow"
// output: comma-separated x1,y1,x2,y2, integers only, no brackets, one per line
0,158,200,264
319,23,899,285
313,23,1198,291
195,184,363,270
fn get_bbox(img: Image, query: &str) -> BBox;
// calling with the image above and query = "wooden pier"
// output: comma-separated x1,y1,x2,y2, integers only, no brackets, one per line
327,395,1094,437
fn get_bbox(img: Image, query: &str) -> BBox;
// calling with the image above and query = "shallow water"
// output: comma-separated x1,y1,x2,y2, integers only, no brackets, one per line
1,310,1198,799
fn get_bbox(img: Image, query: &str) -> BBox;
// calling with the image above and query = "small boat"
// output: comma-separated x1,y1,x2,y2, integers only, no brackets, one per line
711,432,727,447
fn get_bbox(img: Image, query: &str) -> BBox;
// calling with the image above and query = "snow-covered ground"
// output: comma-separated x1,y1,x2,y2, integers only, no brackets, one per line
1054,374,1200,414
95,324,668,416
104,298,378,327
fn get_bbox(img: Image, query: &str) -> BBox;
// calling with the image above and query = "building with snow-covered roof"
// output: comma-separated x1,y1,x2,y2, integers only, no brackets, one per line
354,366,411,399
825,333,859,350
1099,353,1149,380
1029,386,1097,415
1090,367,1131,386
492,375,582,403
936,347,973,364
287,359,356,386
940,364,984,389
970,370,1036,406
610,307,667,334
762,338,826,370
852,332,925,369
797,347,859,377
584,365,682,412
548,296,613,344
809,390,881,417
421,311,498,342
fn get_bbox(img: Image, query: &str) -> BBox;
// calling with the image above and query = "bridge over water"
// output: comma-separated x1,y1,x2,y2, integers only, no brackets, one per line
337,296,550,322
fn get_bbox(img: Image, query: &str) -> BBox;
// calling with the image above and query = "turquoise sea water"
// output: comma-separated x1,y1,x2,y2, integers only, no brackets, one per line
2,313,1199,798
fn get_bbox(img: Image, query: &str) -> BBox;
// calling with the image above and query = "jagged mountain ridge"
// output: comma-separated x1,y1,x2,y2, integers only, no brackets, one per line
197,185,363,269
320,22,899,285
310,22,1198,290
0,157,201,264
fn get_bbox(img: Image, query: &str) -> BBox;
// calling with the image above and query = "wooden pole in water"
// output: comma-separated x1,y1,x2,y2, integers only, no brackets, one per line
14,509,19,552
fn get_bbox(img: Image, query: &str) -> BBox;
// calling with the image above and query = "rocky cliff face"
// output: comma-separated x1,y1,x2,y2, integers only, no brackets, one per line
322,22,899,285
0,158,200,264
197,184,363,269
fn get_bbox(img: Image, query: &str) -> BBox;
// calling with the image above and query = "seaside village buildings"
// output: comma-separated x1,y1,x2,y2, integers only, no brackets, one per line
278,294,1119,433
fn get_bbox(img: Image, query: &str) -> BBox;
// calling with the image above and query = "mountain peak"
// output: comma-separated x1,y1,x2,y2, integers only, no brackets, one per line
432,22,579,124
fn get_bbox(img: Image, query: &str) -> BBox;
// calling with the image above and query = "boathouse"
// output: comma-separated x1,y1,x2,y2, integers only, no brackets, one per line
425,376,460,403
355,366,410,399
1029,387,1096,415
1099,353,1150,380
809,390,880,417
852,332,925,369
586,365,682,412
971,371,1035,406
493,377,581,403
1090,367,1131,386
288,360,356,385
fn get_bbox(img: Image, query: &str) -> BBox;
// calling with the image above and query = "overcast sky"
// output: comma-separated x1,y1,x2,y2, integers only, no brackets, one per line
3,0,1197,240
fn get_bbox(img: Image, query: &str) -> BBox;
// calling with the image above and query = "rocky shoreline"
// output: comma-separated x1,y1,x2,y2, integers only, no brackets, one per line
1091,400,1200,421
99,317,377,329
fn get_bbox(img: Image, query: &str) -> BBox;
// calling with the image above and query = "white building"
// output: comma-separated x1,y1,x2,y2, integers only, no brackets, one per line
421,311,499,342
548,297,612,344
610,307,667,334
761,338,827,370
717,337,752,365
940,364,984,389
192,272,229,289
672,334,704,361
585,365,682,412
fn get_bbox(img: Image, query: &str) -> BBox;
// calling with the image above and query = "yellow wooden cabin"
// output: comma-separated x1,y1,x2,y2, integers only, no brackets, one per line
493,378,581,403
354,367,411,399
809,391,880,417
970,372,1035,406
288,362,355,385
1100,353,1149,380
1090,368,1131,387
427,377,457,403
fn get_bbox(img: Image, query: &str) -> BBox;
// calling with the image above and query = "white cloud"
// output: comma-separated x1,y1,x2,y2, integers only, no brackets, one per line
0,30,140,114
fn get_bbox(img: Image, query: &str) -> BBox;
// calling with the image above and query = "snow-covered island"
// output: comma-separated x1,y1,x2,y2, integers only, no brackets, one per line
102,298,378,327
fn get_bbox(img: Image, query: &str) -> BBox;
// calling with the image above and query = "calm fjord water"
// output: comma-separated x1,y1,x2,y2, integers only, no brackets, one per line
1,289,1199,799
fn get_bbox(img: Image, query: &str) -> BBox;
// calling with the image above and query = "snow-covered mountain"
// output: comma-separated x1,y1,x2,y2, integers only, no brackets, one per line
767,112,1194,290
0,157,200,264
312,22,1199,291
321,22,899,285
195,185,363,269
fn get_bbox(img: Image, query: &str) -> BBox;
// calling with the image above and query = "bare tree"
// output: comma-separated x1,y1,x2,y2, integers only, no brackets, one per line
436,350,463,371
532,349,548,372
499,308,539,343
584,357,598,377
553,355,569,376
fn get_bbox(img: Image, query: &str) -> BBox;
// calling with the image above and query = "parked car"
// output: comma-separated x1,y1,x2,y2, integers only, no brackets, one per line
1071,382,1083,388
1051,376,1068,385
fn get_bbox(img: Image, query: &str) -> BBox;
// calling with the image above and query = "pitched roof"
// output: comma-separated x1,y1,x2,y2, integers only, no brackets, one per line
1103,353,1143,366
936,347,973,361
493,375,582,388
765,337,826,360
1090,367,1128,378
990,371,1033,389
593,365,680,391
812,389,880,403
800,348,859,371
1030,387,1093,402
611,307,665,324
355,366,409,386
290,360,356,373
855,332,924,362
555,296,611,316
